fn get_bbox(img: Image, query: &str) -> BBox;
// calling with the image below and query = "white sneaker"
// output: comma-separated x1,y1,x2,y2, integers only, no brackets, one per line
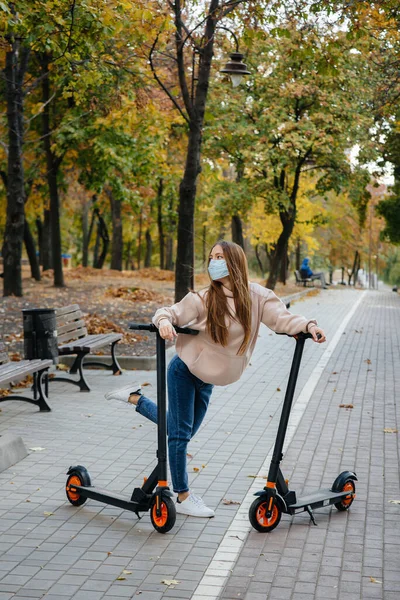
104,383,142,404
176,492,215,518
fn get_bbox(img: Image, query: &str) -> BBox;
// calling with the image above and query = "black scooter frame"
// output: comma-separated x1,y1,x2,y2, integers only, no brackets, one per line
251,332,357,529
66,323,198,531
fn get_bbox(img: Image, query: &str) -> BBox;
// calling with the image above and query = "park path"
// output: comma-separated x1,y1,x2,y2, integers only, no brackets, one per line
0,287,399,600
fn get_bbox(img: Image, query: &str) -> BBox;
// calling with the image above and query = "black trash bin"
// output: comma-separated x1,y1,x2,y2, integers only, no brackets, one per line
23,308,59,365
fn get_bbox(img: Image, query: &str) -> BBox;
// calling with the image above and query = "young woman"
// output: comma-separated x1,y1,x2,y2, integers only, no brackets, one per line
106,241,326,517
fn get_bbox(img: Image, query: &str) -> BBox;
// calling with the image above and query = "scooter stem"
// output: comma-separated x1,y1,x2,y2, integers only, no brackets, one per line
156,332,168,484
267,335,307,485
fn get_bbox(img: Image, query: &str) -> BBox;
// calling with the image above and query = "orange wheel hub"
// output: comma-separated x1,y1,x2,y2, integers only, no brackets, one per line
152,502,168,527
256,502,279,527
66,475,82,502
341,481,354,506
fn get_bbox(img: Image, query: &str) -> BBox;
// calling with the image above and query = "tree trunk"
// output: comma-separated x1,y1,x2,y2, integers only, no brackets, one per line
231,215,244,248
3,40,30,296
36,217,43,265
279,242,288,284
42,210,52,270
24,220,41,280
125,240,132,270
156,178,164,269
266,158,307,289
174,1,218,301
96,213,109,269
82,200,90,267
202,224,207,271
41,53,64,287
107,188,123,270
137,211,143,270
145,228,152,267
165,236,174,271
255,244,264,278
296,239,301,270
93,223,100,268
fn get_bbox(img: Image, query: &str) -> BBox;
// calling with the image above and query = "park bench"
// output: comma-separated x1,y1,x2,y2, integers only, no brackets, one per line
294,270,315,288
51,305,123,392
0,340,52,412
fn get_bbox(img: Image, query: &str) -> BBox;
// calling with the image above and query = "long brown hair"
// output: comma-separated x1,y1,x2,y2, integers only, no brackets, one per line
206,240,252,355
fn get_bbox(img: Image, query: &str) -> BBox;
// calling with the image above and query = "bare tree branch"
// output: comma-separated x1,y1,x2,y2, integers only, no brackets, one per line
149,35,189,123
173,1,195,118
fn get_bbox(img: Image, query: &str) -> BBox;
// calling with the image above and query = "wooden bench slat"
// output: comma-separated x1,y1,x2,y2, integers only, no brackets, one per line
57,327,88,344
55,304,80,317
0,359,52,387
58,333,122,354
56,311,84,327
0,359,52,374
58,334,104,352
57,320,86,336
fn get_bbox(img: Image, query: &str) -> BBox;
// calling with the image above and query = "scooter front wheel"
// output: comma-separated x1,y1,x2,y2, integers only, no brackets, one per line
249,497,282,533
66,466,91,506
150,496,176,533
334,479,356,511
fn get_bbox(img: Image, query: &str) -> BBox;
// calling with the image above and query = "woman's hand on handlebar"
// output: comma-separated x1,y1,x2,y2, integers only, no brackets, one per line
159,320,178,342
308,323,326,343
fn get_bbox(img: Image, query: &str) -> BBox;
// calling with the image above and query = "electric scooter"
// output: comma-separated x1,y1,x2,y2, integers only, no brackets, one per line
65,323,198,534
249,331,357,532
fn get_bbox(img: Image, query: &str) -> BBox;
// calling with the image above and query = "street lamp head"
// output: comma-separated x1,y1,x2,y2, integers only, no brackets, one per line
220,52,250,87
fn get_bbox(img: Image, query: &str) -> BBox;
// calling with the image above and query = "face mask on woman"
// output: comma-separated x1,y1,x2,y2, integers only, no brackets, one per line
208,259,229,281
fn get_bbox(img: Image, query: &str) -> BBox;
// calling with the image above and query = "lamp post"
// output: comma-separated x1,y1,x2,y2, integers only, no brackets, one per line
218,27,250,87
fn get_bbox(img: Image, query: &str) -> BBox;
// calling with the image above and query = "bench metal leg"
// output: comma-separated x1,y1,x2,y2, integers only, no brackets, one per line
1,369,51,412
83,341,123,375
52,352,91,392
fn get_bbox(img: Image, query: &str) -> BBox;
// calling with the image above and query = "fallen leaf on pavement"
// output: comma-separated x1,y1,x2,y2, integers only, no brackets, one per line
43,512,54,516
388,500,400,505
122,570,132,575
28,447,46,452
339,404,354,409
384,428,398,433
369,577,382,584
222,499,241,505
161,579,180,586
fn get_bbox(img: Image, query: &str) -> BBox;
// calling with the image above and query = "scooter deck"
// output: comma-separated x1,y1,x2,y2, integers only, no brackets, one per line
289,488,353,513
69,485,151,513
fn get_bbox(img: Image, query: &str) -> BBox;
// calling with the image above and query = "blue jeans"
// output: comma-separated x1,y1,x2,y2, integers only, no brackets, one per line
136,354,214,493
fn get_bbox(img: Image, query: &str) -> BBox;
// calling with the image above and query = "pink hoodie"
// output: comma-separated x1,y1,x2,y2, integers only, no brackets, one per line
153,283,316,386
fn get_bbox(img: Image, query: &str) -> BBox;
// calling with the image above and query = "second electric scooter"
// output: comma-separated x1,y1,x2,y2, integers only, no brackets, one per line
65,323,198,534
249,331,357,532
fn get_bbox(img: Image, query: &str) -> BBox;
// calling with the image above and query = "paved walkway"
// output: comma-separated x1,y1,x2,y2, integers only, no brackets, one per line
0,288,399,600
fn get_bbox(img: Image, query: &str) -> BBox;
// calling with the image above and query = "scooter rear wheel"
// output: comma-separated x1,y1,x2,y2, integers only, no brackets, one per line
249,497,282,533
66,467,91,506
150,496,176,533
334,479,356,511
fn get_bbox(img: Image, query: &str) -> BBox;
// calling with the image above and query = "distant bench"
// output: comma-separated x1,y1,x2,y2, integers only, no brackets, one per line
51,305,123,392
0,340,52,412
294,270,315,288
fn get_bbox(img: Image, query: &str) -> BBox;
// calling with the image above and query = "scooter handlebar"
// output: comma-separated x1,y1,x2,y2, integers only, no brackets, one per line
277,331,322,341
128,322,199,335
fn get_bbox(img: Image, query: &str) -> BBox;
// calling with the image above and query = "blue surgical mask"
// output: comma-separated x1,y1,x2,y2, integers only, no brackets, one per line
208,259,229,281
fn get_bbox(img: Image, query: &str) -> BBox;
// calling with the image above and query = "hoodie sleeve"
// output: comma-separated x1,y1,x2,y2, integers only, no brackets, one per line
260,289,317,335
152,292,202,328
